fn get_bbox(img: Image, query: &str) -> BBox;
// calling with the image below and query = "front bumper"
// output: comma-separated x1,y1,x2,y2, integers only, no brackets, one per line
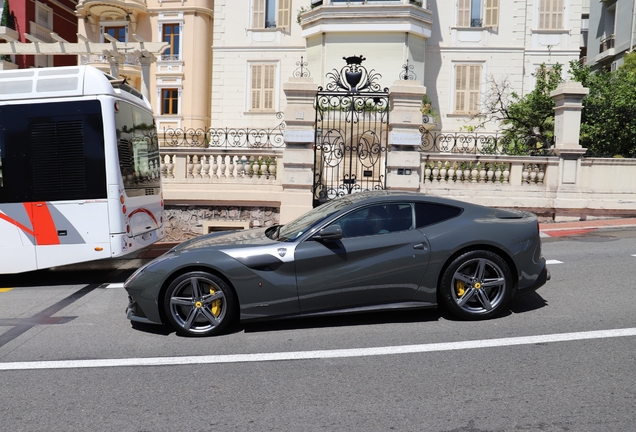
126,296,162,325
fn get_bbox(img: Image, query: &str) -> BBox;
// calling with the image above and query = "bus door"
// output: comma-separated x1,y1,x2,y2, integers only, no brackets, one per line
29,201,111,270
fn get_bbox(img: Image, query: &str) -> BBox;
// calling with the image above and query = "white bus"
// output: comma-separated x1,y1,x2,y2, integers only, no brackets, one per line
0,66,165,273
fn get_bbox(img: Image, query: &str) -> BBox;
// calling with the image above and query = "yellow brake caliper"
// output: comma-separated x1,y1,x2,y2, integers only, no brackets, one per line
209,288,222,317
455,280,465,297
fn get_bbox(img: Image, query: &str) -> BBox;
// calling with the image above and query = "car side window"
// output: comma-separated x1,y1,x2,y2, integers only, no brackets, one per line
333,203,414,238
415,202,462,228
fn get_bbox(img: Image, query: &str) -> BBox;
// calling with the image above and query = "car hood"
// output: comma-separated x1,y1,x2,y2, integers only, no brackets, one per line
171,227,279,252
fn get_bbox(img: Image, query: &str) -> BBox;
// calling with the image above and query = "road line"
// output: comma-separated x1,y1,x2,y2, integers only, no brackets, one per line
0,288,12,293
546,259,563,264
104,283,124,289
1,327,635,371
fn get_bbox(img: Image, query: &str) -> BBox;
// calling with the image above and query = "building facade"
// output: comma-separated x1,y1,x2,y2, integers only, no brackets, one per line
210,0,584,134
1,0,77,69
586,0,636,70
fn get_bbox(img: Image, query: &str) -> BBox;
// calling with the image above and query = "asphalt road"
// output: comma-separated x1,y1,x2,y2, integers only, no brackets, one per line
0,229,635,432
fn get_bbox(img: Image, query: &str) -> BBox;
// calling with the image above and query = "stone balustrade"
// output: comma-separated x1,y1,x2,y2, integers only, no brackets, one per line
161,150,280,184
422,156,550,186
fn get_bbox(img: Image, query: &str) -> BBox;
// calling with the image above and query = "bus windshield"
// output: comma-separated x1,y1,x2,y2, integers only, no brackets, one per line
116,101,161,194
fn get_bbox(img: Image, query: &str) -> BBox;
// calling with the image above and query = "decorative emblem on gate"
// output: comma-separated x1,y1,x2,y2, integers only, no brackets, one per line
321,55,386,94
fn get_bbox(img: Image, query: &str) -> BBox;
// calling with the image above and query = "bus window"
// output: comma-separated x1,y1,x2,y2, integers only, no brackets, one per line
0,101,106,204
116,101,161,195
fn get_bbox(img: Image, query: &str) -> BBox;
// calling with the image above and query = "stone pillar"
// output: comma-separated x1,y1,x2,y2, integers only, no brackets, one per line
280,77,317,224
387,80,426,191
550,82,589,192
138,55,154,100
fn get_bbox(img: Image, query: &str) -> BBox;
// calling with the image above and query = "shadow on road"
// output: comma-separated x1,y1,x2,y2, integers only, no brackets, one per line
0,263,139,288
128,294,549,338
509,291,548,314
242,307,442,334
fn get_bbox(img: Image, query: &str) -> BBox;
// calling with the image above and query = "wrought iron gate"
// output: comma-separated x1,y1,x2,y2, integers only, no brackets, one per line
312,56,389,207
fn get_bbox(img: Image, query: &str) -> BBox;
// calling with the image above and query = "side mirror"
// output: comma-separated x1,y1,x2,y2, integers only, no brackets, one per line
312,225,343,241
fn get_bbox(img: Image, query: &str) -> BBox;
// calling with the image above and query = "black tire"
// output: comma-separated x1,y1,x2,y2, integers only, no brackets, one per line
439,250,513,320
163,271,236,337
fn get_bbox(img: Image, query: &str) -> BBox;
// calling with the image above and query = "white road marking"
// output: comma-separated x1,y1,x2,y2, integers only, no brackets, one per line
104,283,124,289
1,328,635,371
546,259,563,265
632,254,636,257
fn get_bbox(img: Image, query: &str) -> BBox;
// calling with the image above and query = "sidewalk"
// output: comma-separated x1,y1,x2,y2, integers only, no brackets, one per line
539,217,636,237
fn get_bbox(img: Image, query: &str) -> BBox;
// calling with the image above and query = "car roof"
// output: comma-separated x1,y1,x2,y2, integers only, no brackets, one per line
333,190,468,208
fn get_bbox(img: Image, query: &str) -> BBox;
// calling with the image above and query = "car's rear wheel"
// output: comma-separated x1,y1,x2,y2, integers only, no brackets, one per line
439,250,513,320
164,271,235,337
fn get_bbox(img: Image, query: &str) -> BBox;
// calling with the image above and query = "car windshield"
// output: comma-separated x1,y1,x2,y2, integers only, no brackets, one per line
273,197,353,242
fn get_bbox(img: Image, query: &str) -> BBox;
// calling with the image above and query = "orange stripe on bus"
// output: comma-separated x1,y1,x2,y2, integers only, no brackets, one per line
29,202,60,245
0,212,35,236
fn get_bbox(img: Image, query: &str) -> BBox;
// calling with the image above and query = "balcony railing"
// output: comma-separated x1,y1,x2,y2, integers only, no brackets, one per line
29,21,54,42
600,34,615,53
80,54,142,67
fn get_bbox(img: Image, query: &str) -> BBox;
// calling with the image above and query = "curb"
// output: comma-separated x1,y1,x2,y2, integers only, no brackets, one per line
539,217,636,237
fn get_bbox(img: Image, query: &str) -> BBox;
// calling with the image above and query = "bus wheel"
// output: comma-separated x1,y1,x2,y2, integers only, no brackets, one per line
164,271,235,337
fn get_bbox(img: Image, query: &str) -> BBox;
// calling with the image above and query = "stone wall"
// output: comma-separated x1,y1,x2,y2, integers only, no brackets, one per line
164,205,280,242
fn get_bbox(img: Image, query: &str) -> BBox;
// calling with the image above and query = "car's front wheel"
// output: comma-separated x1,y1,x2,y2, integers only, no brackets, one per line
164,271,235,336
439,250,513,320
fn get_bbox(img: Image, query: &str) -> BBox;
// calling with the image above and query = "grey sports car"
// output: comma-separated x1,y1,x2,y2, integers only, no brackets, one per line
124,191,549,336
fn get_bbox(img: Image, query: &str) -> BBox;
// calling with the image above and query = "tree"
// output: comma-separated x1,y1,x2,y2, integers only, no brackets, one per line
569,60,636,157
474,63,563,155
0,0,15,30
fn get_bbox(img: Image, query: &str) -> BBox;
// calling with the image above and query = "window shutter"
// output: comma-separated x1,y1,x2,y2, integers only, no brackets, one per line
455,65,467,113
251,65,262,110
468,65,481,113
457,0,470,27
484,0,498,28
263,65,275,110
454,65,482,114
253,0,266,29
539,0,563,30
278,0,291,28
251,64,276,111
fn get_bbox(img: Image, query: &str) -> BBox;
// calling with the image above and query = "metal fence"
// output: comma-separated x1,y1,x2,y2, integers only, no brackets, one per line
162,113,286,149
419,131,552,156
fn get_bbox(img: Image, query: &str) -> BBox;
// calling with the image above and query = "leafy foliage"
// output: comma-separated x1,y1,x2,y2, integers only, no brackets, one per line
569,60,636,157
476,64,563,155
478,59,636,158
1,0,14,29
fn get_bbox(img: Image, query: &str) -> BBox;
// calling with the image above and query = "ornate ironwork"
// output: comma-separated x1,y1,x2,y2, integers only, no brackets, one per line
163,112,285,148
293,56,311,78
320,55,388,94
418,130,553,156
399,59,417,81
313,56,389,206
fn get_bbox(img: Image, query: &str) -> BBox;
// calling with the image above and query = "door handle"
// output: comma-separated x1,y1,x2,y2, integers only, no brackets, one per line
413,243,427,250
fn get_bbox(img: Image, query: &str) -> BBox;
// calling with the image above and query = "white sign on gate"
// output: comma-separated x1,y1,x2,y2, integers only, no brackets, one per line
284,129,315,143
389,132,421,146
